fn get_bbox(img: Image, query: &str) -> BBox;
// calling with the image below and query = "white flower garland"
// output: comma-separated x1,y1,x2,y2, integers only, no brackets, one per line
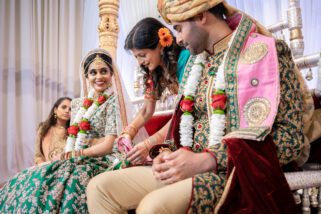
208,31,237,146
179,52,208,147
65,87,113,152
180,31,237,148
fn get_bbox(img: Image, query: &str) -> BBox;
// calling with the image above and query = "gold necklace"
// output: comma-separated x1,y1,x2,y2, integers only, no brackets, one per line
54,125,66,129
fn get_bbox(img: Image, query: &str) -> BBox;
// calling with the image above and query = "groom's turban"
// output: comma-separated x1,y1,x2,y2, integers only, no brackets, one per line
157,0,230,23
157,0,271,36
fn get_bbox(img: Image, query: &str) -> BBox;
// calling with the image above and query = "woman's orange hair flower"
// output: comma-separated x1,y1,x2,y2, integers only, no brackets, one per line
158,27,173,47
158,27,170,38
160,34,173,47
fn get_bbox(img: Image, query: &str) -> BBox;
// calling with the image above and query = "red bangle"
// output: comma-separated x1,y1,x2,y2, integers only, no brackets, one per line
202,148,218,173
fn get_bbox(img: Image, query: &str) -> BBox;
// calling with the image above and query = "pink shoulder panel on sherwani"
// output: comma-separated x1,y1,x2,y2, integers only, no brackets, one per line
237,32,280,129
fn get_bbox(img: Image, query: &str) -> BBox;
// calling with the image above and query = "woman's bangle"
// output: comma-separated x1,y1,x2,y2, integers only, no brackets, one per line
122,124,138,139
154,132,165,144
143,139,151,151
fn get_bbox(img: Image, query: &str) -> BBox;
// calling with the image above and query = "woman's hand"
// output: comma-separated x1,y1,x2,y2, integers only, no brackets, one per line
126,141,149,165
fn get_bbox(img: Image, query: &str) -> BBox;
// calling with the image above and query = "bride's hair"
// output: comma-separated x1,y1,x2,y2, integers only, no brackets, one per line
83,53,114,78
125,17,183,98
38,97,71,141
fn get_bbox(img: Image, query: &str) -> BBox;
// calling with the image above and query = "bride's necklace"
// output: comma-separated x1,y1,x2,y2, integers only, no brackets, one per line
64,87,113,152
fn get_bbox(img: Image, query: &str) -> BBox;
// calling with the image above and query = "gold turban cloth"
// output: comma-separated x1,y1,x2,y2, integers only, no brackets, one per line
157,0,271,36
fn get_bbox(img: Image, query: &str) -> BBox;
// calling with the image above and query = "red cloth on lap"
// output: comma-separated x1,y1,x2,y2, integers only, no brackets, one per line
217,136,299,214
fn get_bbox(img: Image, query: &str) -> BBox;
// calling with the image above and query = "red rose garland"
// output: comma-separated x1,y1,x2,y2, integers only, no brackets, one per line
83,98,93,109
211,90,227,114
179,53,207,147
180,96,194,114
67,94,107,136
65,89,112,153
67,125,79,137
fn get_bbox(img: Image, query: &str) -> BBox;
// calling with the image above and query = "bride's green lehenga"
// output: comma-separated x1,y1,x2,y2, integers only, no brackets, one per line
0,95,118,213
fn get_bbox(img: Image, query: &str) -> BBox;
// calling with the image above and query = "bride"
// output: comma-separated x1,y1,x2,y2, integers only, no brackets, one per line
0,49,136,213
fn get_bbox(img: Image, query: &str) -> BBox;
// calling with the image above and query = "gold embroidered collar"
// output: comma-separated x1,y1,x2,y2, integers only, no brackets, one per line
212,33,233,54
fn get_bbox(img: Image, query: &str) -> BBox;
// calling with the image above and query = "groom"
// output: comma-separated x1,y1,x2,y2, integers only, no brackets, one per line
87,1,305,213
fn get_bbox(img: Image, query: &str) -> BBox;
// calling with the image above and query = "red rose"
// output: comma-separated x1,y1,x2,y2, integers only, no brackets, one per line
68,125,79,136
83,98,93,109
79,120,91,131
147,79,154,88
211,94,227,110
97,95,107,105
180,99,194,112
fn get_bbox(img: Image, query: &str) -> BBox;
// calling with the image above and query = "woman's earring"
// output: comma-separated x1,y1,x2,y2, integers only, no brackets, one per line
54,113,57,119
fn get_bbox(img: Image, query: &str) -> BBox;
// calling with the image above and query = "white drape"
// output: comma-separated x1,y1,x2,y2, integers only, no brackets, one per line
1,0,321,184
0,0,84,184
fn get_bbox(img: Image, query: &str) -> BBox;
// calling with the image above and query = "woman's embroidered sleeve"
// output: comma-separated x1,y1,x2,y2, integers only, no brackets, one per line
34,127,45,164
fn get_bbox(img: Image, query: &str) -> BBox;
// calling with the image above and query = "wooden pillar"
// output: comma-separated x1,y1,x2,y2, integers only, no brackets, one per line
98,0,119,59
98,0,128,126
287,0,304,58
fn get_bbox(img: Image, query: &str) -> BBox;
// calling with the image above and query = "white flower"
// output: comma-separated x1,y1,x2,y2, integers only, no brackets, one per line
64,87,113,152
180,114,194,147
65,137,76,152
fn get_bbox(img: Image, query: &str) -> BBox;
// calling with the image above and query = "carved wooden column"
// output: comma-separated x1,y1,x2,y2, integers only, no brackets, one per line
98,0,119,59
98,0,128,126
287,0,304,58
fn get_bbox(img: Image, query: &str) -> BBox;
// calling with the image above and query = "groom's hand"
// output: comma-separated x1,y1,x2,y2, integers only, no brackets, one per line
152,148,216,185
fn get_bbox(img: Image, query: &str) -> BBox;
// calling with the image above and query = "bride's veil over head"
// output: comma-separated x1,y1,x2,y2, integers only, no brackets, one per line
79,48,148,142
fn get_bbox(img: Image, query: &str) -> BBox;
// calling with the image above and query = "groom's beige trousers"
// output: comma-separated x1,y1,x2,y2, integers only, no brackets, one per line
87,166,192,214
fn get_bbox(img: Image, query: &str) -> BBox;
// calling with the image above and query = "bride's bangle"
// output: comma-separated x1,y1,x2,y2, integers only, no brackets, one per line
79,149,85,157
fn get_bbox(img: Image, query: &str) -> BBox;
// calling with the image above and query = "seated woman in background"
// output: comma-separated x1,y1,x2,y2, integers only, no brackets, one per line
0,49,131,213
34,97,71,165
117,17,190,165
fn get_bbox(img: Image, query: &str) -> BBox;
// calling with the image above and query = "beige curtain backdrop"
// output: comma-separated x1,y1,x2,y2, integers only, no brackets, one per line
0,0,84,184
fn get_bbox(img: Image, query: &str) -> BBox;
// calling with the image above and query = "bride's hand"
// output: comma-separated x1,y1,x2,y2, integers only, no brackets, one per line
127,141,149,165
57,152,72,160
117,134,133,153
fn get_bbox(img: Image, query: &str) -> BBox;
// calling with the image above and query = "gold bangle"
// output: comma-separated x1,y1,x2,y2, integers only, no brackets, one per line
154,132,165,143
143,139,150,151
128,124,138,134
122,125,138,138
